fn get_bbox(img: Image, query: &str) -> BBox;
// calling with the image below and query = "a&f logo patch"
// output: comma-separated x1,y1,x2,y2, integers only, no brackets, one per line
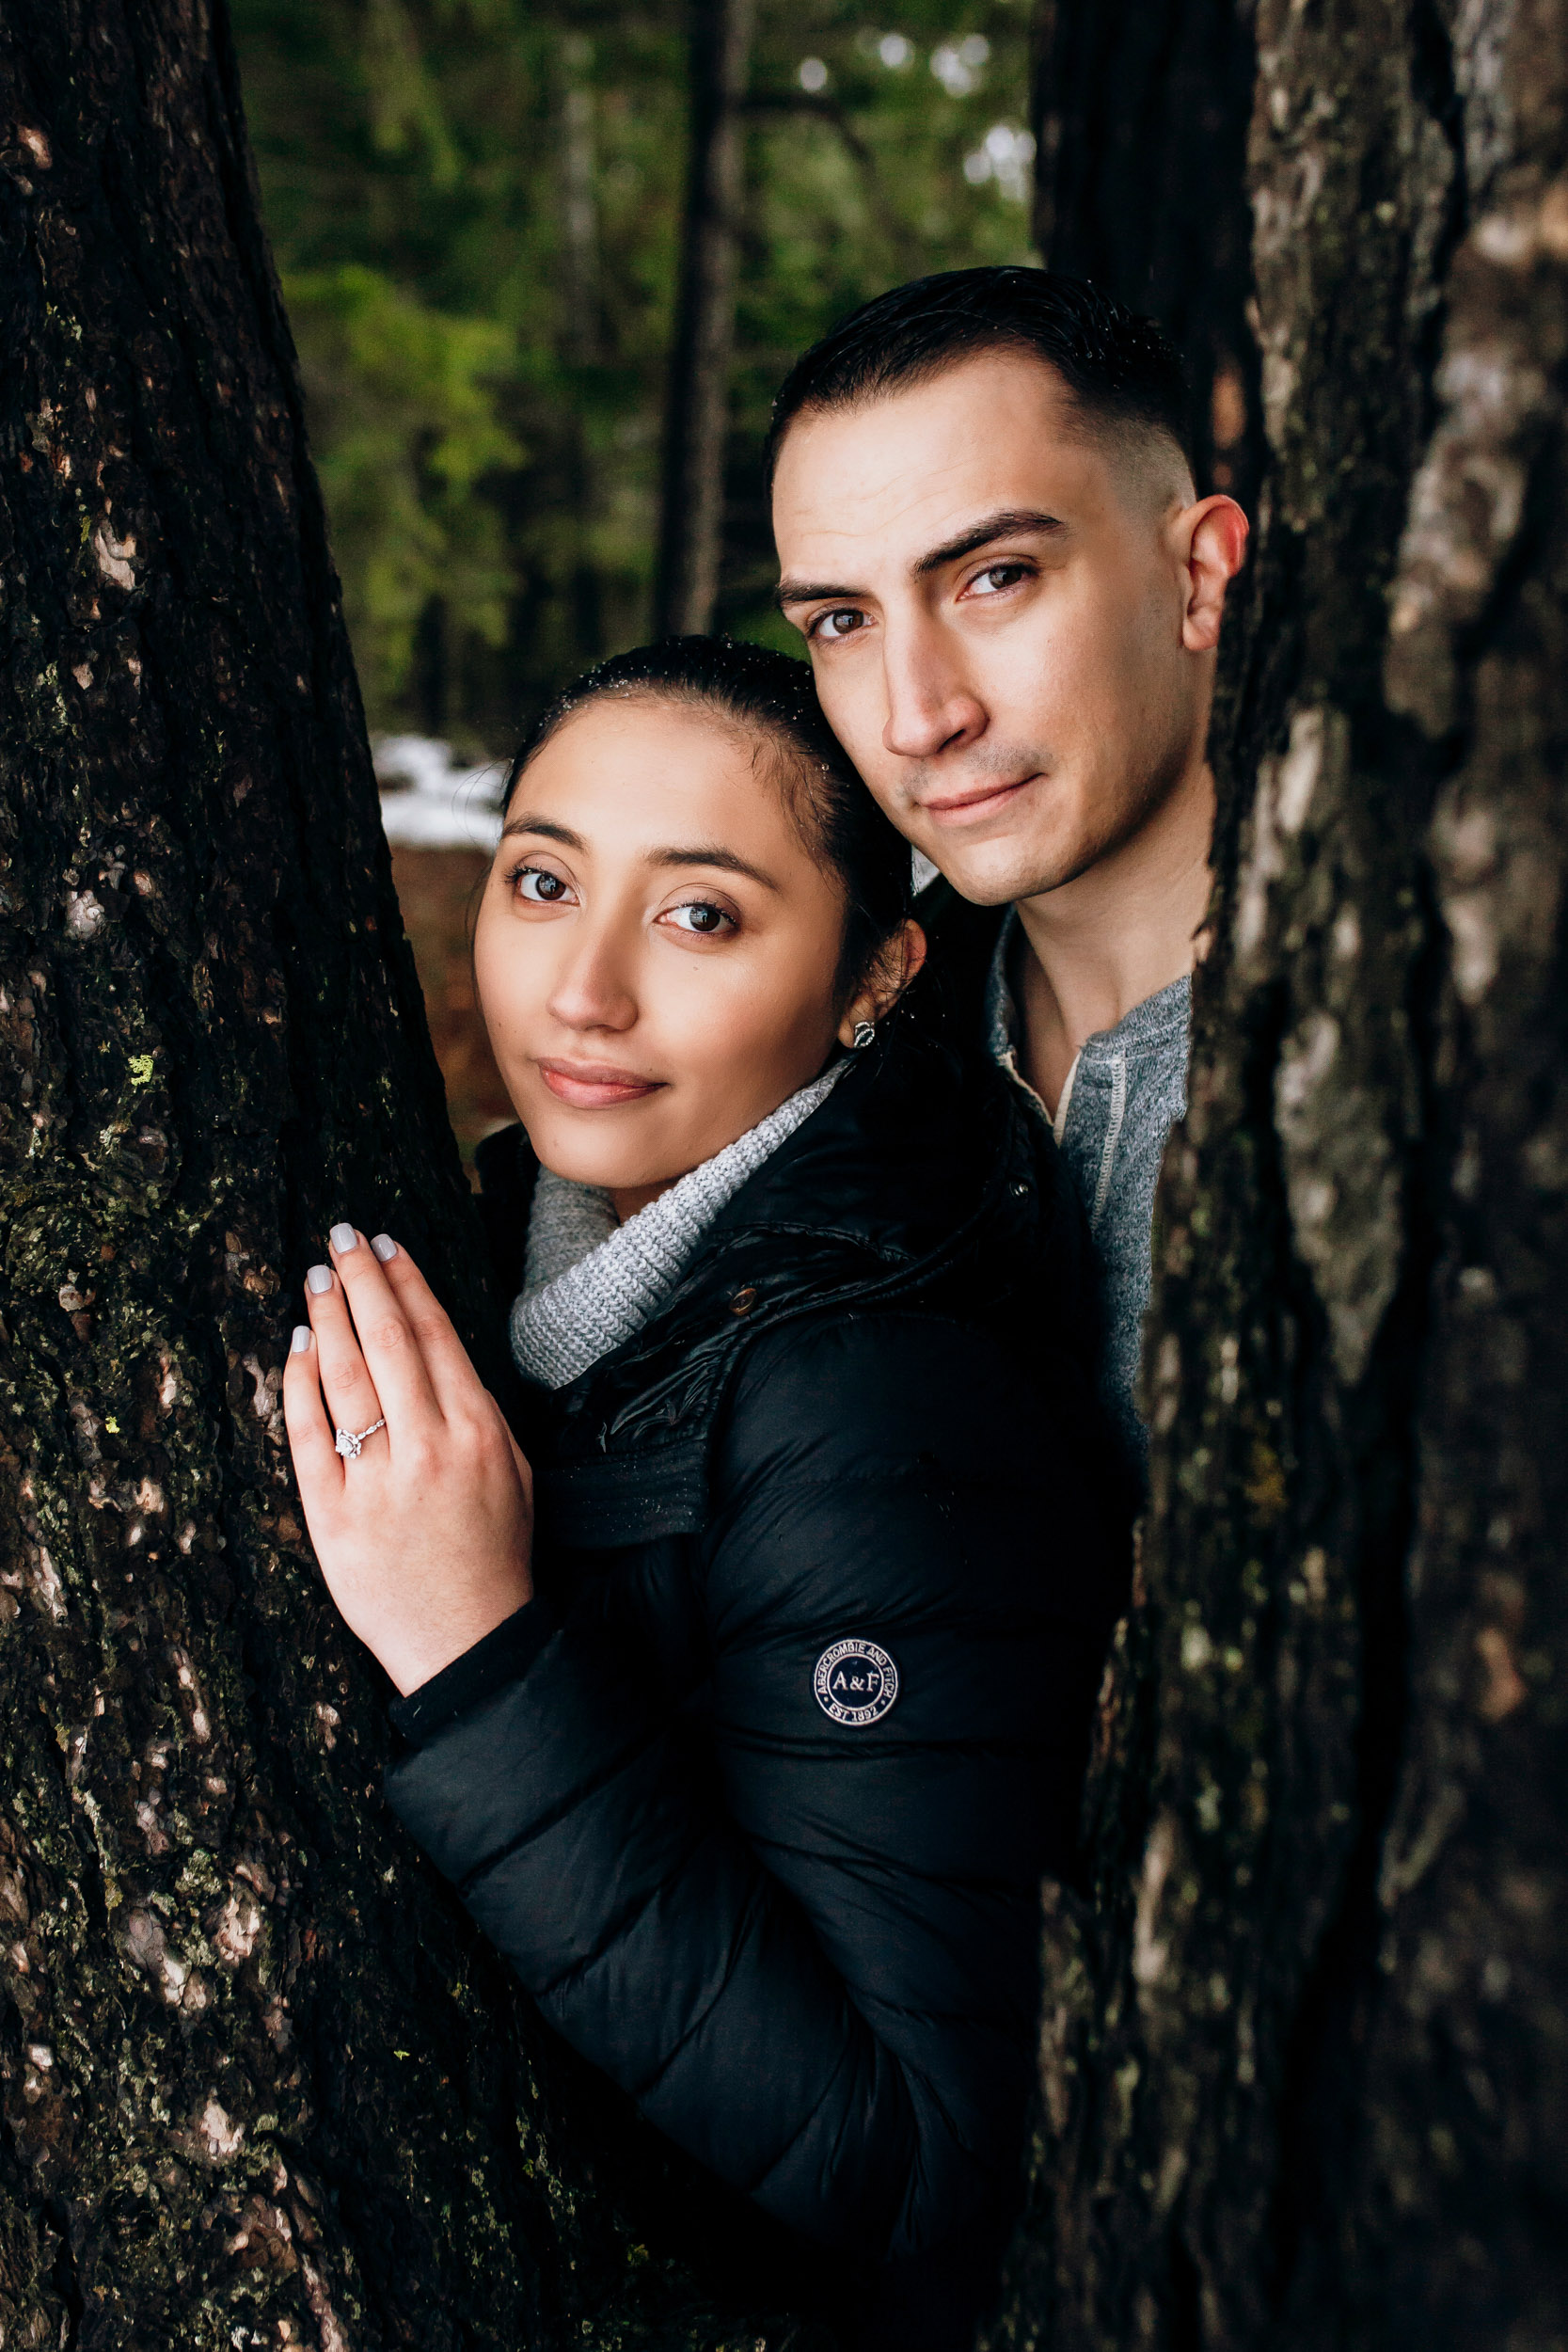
813,1638,899,1727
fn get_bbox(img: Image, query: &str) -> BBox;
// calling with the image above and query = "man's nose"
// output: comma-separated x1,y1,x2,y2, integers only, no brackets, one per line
544,921,638,1034
880,618,986,761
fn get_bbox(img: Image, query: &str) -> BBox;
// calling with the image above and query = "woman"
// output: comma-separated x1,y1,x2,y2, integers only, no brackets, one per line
283,639,1127,2348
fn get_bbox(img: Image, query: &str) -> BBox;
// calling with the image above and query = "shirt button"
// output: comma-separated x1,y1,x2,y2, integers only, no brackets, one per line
730,1286,758,1315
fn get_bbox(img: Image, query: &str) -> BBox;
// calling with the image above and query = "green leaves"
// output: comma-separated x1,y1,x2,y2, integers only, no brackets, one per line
285,264,521,714
235,0,1037,741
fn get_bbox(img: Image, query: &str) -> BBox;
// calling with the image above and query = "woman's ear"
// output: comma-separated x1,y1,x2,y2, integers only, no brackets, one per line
836,919,928,1047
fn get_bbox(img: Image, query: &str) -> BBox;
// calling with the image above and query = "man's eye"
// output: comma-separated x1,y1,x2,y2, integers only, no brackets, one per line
662,900,736,937
513,866,573,904
811,607,864,643
969,563,1031,596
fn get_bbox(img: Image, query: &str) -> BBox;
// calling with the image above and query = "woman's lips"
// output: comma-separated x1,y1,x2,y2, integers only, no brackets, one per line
536,1058,666,1110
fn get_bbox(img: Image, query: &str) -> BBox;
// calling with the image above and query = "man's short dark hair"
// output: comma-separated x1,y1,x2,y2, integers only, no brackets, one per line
767,266,1192,484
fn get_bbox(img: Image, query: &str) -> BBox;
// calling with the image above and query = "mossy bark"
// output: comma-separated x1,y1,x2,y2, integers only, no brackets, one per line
0,8,802,2346
998,0,1568,2344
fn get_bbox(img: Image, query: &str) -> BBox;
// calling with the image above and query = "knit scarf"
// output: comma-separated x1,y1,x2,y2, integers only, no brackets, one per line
510,1059,848,1391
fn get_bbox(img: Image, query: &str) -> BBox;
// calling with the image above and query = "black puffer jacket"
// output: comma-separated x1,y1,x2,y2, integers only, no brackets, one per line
386,1026,1129,2344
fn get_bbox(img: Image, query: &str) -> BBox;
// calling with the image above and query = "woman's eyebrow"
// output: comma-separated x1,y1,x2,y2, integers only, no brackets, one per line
647,843,781,890
502,818,778,890
499,814,583,847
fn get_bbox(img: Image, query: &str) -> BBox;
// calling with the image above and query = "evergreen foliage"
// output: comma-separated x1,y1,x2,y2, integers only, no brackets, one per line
232,0,1037,746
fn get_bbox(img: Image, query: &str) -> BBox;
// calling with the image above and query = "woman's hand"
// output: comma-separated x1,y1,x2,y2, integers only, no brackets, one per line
282,1225,534,1695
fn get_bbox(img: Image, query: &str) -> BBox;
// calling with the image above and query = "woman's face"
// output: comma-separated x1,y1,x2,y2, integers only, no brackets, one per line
472,694,855,1214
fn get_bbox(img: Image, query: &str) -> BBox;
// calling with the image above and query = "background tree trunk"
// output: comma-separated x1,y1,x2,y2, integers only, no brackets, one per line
1030,0,1263,510
653,0,756,638
0,7,794,2344
991,0,1568,2344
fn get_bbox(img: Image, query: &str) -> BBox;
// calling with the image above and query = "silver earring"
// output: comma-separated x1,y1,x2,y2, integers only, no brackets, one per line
851,1019,876,1050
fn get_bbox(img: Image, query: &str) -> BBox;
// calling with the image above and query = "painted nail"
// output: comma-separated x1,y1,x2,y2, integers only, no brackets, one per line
371,1233,398,1263
329,1222,357,1253
290,1325,313,1354
306,1263,333,1295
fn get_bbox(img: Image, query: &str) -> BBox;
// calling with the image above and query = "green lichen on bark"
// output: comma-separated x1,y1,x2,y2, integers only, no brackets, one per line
0,8,812,2346
991,0,1568,2342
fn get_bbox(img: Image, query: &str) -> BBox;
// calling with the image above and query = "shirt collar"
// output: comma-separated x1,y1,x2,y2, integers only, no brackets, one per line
986,910,1194,1066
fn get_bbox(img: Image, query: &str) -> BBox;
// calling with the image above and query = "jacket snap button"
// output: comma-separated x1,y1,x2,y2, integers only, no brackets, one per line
730,1286,758,1316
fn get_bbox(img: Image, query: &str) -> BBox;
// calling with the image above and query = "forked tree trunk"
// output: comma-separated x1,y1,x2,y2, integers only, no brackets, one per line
0,8,792,2346
653,0,756,638
992,0,1568,2344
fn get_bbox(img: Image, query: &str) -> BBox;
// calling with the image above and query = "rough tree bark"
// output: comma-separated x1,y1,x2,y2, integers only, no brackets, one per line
0,7,798,2346
991,0,1568,2344
653,0,756,638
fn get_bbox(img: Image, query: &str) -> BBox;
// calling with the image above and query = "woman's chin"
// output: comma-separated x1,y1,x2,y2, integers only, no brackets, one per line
520,1108,682,1200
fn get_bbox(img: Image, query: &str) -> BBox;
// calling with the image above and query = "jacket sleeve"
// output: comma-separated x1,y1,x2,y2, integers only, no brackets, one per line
384,1309,1122,2259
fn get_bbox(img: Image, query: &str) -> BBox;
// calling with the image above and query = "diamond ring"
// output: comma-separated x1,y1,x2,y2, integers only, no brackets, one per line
334,1417,387,1460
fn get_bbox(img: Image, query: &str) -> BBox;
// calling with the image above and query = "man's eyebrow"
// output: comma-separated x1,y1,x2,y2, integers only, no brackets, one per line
911,508,1065,576
499,813,584,848
647,843,780,891
775,508,1065,608
775,575,861,610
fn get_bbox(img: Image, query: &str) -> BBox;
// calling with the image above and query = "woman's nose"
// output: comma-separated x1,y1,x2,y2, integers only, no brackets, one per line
544,924,639,1034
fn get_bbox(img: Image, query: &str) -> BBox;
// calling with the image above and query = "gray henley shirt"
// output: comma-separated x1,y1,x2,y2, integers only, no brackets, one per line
987,913,1192,1469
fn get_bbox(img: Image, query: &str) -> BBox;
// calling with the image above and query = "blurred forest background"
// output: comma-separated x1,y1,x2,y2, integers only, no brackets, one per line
230,0,1040,1156
233,0,1038,750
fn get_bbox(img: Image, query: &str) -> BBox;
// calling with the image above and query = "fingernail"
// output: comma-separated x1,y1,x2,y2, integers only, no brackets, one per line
290,1324,313,1354
306,1263,333,1295
371,1232,398,1263
329,1222,357,1253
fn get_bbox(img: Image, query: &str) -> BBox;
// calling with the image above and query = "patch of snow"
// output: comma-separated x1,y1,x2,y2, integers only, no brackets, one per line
374,735,506,852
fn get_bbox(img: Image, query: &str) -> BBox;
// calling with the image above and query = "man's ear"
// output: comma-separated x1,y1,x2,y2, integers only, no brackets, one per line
1178,496,1250,652
836,919,928,1045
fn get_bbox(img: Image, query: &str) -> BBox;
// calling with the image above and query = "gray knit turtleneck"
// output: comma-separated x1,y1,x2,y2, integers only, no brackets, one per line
511,1060,848,1391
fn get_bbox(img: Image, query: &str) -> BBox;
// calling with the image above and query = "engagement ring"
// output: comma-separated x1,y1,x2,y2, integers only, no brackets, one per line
334,1417,386,1459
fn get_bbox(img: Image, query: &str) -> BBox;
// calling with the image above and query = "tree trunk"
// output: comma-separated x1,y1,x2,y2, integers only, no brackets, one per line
653,0,755,639
993,0,1568,2344
1030,0,1263,507
0,8,790,2345
559,35,601,370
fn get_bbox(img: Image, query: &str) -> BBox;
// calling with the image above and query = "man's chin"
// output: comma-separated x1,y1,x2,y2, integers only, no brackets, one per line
910,832,1074,910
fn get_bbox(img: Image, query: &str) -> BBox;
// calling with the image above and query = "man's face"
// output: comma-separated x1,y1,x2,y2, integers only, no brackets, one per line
772,351,1219,906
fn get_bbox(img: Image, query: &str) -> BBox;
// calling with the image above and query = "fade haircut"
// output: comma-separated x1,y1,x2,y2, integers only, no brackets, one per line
766,266,1192,487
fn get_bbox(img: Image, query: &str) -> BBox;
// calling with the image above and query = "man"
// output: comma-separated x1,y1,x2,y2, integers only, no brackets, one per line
769,268,1249,1465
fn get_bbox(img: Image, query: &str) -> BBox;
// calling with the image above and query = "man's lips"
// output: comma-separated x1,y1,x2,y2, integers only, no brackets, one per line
916,774,1039,828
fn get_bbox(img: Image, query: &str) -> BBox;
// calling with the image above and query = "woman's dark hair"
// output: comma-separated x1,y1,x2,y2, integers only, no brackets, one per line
501,636,914,1006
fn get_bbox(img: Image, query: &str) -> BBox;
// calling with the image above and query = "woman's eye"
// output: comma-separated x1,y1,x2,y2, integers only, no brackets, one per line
811,607,864,644
513,866,574,905
661,900,736,937
969,562,1031,597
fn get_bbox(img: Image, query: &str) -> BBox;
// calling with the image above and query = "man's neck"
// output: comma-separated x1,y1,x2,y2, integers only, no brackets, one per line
1012,761,1213,1117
